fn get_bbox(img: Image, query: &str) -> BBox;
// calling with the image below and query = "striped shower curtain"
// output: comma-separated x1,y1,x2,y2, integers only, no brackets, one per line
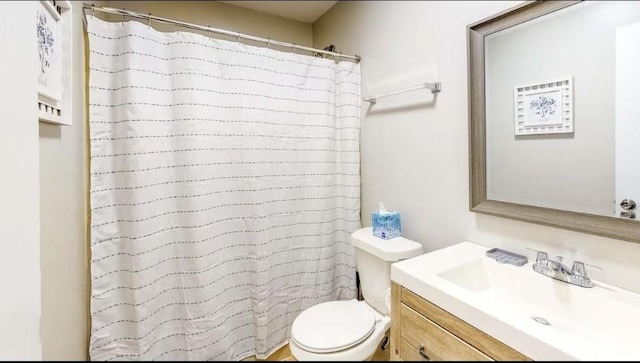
86,16,361,361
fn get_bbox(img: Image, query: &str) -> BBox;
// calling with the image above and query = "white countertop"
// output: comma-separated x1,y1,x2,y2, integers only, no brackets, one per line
390,241,640,361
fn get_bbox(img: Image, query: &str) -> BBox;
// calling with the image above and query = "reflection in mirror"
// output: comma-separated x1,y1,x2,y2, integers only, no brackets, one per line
484,1,640,219
469,0,640,243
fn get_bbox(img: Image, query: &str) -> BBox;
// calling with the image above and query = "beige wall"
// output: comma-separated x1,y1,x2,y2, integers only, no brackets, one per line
486,1,640,216
36,1,640,360
0,1,41,359
38,1,314,360
39,2,91,359
313,0,640,293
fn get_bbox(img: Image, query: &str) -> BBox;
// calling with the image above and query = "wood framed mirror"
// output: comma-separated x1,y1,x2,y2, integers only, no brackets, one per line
468,0,640,243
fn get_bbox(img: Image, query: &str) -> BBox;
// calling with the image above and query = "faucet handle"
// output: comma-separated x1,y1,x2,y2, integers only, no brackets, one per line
572,261,603,276
526,248,548,264
571,261,587,276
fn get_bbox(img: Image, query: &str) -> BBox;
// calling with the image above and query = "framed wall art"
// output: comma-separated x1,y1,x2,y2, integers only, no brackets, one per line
513,77,573,136
37,0,72,125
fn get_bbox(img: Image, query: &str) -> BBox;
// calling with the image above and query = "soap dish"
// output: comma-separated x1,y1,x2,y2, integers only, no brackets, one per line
485,248,528,266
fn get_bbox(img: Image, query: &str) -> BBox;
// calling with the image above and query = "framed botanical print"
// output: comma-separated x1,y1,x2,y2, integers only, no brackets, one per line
513,77,573,136
37,0,72,125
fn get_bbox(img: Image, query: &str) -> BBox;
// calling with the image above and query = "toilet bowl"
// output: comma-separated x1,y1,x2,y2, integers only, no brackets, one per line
289,227,423,361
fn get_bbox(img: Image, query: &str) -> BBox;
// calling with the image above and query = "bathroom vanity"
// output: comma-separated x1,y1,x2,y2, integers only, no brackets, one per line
390,283,528,361
389,241,640,361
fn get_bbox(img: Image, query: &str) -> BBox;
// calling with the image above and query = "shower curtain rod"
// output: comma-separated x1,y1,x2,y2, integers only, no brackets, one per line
82,3,361,63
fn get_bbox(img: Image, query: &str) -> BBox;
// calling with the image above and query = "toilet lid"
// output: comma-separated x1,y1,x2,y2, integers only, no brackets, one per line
291,300,376,353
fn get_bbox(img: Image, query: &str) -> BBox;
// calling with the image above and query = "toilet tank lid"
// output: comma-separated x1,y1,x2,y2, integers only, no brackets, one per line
351,227,423,262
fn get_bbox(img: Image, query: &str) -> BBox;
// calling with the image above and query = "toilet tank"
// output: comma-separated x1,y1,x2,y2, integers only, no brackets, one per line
351,227,423,315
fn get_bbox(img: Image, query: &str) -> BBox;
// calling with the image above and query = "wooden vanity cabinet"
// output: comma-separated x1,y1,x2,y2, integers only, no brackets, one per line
390,282,530,361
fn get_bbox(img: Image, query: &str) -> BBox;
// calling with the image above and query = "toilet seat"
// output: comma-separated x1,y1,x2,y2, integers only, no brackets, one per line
290,300,376,353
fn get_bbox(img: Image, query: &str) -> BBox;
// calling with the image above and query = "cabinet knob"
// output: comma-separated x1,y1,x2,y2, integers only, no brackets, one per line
418,345,431,361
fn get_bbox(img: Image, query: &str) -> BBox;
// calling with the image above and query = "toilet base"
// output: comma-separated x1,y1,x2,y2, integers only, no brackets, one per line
369,330,390,361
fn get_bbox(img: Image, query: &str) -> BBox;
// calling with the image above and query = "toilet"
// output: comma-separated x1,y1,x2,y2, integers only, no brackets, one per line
289,227,424,361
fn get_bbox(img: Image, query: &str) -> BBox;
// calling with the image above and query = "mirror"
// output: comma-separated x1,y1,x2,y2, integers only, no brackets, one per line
468,0,640,243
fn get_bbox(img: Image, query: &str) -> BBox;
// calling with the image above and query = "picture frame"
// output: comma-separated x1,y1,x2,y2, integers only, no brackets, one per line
513,77,573,136
37,0,72,126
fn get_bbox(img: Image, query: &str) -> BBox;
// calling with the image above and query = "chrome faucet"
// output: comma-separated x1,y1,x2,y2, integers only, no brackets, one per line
527,249,602,288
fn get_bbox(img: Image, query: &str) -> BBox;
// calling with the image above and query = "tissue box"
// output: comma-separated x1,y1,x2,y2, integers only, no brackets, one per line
372,210,401,239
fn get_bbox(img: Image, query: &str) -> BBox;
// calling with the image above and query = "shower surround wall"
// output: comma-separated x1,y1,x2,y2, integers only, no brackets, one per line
313,0,640,293
87,15,360,360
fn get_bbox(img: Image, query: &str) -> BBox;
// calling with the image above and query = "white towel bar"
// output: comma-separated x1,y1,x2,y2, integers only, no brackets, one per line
363,82,441,105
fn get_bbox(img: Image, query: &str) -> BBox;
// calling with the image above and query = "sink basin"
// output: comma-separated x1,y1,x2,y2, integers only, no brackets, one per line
390,241,640,361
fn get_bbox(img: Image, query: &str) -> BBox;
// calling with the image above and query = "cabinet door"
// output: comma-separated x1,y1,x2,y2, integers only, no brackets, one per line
400,304,492,361
400,286,530,361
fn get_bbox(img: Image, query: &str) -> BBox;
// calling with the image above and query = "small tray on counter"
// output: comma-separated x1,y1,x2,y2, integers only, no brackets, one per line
485,248,528,266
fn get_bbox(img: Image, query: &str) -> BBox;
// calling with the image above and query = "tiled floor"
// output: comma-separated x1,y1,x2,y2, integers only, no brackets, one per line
241,343,293,361
266,344,295,361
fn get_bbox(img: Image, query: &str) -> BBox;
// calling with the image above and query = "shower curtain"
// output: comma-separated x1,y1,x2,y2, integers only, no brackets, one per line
87,16,361,361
